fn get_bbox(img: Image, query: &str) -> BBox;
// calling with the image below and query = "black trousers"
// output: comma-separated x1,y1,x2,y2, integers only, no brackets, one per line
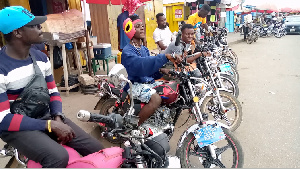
243,26,249,40
0,118,104,168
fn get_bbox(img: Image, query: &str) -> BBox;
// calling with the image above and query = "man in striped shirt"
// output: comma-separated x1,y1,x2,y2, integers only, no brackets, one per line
0,6,103,168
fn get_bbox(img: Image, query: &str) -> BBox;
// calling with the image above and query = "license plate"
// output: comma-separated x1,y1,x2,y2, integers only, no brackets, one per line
219,63,231,72
290,29,295,32
194,124,226,148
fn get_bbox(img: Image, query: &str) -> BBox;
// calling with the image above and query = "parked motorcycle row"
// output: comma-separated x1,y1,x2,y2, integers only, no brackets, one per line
78,25,244,168
243,21,287,44
1,27,245,168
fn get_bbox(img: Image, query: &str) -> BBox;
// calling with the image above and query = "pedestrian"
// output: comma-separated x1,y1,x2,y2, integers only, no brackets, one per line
235,14,241,33
187,4,211,32
153,13,173,52
243,20,250,41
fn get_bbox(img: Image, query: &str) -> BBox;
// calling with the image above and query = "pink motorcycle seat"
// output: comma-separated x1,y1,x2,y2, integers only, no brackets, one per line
27,146,124,168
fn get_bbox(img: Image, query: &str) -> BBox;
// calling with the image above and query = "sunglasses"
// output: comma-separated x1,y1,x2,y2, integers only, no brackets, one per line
24,24,42,30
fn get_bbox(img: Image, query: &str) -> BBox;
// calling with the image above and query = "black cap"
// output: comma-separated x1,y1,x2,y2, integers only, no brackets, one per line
26,16,47,26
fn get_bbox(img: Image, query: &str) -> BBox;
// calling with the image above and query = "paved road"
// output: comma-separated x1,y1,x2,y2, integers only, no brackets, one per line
231,35,300,168
1,35,300,168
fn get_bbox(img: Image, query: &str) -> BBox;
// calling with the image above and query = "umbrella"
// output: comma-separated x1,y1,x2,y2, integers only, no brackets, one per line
280,7,292,13
291,8,300,13
86,0,150,5
255,3,279,13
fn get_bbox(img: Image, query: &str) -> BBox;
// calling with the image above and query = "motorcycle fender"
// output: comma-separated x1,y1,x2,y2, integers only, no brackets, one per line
218,88,232,93
176,121,230,150
219,72,231,76
199,90,213,104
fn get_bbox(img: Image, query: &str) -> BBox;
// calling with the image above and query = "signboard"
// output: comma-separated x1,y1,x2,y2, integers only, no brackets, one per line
175,9,182,19
172,5,184,21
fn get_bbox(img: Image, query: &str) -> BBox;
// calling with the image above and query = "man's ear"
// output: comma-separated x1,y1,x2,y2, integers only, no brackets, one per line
14,29,22,39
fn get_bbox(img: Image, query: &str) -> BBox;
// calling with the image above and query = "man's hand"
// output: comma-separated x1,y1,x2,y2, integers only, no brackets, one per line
160,68,171,75
202,51,211,57
183,51,188,58
166,54,183,64
49,120,76,145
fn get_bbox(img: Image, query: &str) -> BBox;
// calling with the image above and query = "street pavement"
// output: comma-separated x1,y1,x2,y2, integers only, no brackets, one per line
1,34,300,168
230,35,300,168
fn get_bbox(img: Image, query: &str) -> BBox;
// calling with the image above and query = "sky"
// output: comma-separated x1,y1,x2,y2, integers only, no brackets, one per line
243,0,300,9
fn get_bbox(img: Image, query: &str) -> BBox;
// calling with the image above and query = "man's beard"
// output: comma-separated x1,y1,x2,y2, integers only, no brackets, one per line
160,24,167,29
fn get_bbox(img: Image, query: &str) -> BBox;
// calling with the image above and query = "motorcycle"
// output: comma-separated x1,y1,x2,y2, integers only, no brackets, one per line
246,28,258,44
273,22,287,38
259,24,273,37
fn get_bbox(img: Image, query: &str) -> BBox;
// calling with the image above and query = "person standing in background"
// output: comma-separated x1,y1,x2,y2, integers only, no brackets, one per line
117,0,145,52
117,11,130,52
153,13,173,52
235,14,241,33
187,4,211,31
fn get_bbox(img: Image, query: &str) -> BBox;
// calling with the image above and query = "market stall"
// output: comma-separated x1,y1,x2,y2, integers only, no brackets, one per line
42,9,92,96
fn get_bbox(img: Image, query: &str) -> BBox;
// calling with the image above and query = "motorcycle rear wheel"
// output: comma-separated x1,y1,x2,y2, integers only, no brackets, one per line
176,128,244,168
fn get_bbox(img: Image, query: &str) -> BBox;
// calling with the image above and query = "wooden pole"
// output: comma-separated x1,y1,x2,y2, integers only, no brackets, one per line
83,0,92,76
86,30,92,76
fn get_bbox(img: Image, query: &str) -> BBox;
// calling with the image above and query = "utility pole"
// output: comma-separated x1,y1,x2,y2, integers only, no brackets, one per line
219,3,226,27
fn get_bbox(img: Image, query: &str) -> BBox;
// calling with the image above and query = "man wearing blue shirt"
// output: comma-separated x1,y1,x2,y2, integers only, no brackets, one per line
121,15,182,125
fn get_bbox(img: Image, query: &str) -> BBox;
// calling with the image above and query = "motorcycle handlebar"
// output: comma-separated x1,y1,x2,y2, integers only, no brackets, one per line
77,110,117,128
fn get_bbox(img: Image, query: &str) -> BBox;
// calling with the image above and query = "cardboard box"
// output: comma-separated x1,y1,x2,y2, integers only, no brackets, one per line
78,74,95,86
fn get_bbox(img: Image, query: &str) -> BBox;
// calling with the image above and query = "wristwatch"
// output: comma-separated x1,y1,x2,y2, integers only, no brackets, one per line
171,53,176,59
54,112,66,123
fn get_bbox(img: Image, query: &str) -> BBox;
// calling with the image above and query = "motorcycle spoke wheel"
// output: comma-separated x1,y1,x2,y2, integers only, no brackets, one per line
219,75,239,98
177,129,244,168
200,91,242,131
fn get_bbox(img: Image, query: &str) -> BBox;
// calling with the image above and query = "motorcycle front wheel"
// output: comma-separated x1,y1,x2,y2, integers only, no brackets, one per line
275,32,282,38
228,50,238,66
200,91,242,132
99,98,124,144
246,36,252,44
218,74,239,98
176,128,244,168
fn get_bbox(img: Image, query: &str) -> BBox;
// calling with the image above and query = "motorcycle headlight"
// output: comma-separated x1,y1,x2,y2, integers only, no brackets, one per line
194,82,207,94
108,64,129,89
